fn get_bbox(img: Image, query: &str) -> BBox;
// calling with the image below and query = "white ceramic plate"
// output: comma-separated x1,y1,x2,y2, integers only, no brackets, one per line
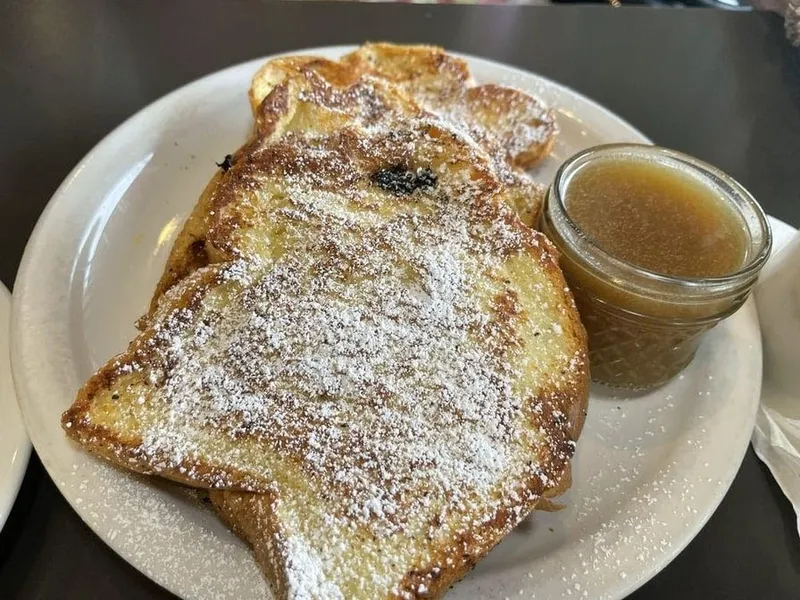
0,284,30,532
11,47,766,600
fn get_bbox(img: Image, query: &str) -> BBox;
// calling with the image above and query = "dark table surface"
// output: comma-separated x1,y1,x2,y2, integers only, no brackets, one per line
1,1,799,599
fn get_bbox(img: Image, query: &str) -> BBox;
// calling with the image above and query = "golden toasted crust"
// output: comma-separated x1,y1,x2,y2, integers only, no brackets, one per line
340,43,473,106
339,43,557,171
143,173,220,322
250,45,556,180
62,44,586,600
64,265,275,491
462,83,556,169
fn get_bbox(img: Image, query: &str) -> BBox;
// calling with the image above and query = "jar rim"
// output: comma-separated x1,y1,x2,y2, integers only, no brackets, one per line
548,143,773,299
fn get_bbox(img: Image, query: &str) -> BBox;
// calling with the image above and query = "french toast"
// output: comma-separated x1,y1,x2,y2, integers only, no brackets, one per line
62,44,588,599
340,43,557,172
250,44,557,174
146,45,550,316
250,44,553,219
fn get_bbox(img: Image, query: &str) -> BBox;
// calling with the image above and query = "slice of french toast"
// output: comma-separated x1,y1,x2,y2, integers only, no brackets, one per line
147,49,548,320
339,43,557,172
63,121,587,598
63,118,588,490
250,44,557,174
250,44,553,215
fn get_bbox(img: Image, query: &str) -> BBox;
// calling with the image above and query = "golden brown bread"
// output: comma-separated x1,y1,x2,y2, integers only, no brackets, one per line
144,44,550,319
63,118,588,487
250,45,554,214
62,44,588,599
338,43,557,171
63,123,588,598
250,47,556,221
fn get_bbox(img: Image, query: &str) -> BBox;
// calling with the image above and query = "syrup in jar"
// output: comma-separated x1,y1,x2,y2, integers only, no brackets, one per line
541,145,771,389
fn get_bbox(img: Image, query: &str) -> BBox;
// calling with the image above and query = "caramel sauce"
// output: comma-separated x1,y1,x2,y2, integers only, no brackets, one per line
542,154,760,389
565,160,747,278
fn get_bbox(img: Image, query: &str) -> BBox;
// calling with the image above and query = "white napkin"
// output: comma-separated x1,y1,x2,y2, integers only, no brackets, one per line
753,217,800,536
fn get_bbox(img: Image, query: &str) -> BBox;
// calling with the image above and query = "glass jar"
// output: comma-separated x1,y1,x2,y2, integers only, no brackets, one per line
540,144,772,390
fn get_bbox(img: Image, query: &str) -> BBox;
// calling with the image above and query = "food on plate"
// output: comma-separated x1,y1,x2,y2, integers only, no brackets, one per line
541,144,771,389
148,44,554,314
254,44,556,227
62,43,589,598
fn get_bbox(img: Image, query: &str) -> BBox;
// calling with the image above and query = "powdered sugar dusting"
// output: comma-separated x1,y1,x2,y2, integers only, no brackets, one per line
283,535,345,600
65,109,587,596
132,163,577,532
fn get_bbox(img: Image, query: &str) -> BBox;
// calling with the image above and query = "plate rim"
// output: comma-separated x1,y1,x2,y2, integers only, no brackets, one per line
0,284,31,533
614,214,794,598
9,46,769,600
